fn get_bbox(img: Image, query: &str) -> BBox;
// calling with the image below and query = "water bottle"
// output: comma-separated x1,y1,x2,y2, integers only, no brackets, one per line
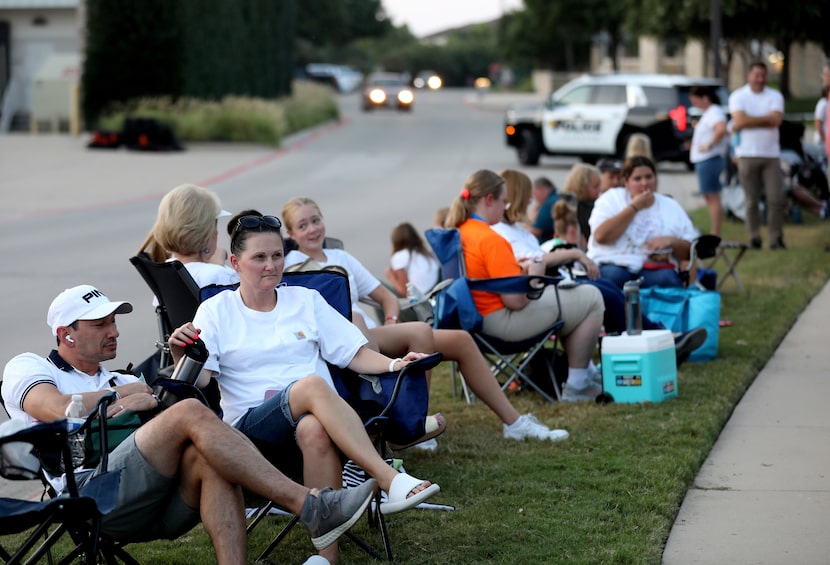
623,278,643,336
64,394,86,470
169,337,209,385
405,282,424,304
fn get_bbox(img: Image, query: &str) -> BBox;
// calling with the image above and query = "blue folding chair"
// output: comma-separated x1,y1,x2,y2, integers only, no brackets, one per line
201,270,442,561
425,228,565,403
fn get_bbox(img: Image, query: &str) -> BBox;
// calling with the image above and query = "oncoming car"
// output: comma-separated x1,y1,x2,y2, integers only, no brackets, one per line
362,73,414,112
504,73,728,166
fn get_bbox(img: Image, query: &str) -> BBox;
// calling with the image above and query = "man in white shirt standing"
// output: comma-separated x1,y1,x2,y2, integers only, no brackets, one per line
728,61,786,250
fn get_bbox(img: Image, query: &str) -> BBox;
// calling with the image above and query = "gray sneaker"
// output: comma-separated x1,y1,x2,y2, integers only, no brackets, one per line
300,478,377,550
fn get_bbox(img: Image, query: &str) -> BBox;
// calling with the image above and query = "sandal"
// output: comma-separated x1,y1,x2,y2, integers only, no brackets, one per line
379,472,440,515
387,413,447,451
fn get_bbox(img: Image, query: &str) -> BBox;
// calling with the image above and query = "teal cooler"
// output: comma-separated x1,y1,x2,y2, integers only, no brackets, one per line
601,330,677,403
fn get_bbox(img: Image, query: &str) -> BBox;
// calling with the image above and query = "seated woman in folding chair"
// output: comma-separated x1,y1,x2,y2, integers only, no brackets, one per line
281,197,569,444
445,170,606,403
587,156,699,290
170,211,440,565
494,168,665,338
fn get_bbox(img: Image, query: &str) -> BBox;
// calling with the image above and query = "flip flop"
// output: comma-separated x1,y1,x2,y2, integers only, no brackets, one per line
379,472,440,515
387,413,447,451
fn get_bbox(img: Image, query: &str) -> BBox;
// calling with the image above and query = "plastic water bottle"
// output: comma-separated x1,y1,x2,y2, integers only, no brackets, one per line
64,394,86,469
406,282,424,304
623,279,643,336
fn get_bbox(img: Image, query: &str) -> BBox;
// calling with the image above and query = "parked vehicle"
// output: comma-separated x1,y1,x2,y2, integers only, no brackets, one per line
362,73,414,112
504,73,728,166
303,64,363,94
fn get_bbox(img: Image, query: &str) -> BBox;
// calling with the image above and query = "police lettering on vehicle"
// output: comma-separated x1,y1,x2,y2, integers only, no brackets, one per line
549,121,601,132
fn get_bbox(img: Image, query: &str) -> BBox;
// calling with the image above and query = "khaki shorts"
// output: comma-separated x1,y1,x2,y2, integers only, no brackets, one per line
482,282,604,340
80,434,201,542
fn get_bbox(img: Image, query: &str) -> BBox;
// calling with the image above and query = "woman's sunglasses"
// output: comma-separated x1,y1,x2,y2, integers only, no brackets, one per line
230,215,282,243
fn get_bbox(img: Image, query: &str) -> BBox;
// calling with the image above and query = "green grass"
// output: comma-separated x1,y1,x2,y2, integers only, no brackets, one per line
97,81,339,146
6,212,830,564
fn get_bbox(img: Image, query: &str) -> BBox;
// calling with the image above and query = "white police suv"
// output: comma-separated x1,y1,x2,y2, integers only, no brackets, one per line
504,73,727,166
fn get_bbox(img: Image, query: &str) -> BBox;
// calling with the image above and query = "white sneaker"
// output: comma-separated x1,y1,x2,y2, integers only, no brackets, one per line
413,438,438,451
503,413,569,442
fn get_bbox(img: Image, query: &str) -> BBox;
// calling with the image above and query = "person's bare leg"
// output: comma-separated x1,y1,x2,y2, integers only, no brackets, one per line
287,377,431,496
791,186,823,215
177,445,247,565
561,315,603,369
135,399,309,514
433,329,520,425
352,311,379,351
297,416,343,564
368,322,435,385
703,193,723,236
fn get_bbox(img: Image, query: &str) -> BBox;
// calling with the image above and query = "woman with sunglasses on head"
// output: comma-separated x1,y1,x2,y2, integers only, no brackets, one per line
586,156,699,290
170,210,439,565
282,197,569,443
446,170,606,402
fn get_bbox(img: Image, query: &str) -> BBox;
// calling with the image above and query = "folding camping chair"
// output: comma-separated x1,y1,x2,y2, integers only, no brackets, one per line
201,270,442,561
680,234,722,288
425,228,565,403
129,253,201,369
0,394,135,565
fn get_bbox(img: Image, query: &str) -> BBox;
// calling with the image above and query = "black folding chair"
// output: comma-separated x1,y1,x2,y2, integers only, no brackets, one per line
129,253,201,369
202,271,442,561
0,394,137,564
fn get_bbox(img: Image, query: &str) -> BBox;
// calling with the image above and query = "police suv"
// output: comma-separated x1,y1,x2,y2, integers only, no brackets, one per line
504,73,727,166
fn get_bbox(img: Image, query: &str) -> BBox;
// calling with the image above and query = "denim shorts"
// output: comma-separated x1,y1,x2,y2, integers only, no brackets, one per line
695,155,725,194
233,382,305,480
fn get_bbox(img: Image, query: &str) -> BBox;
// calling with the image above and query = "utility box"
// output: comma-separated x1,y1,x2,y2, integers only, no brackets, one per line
30,53,81,134
601,330,677,404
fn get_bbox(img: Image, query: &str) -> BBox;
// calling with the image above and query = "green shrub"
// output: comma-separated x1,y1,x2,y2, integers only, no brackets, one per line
98,81,338,146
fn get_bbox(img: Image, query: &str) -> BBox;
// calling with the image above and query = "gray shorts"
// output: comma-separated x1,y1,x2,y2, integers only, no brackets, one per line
80,434,201,542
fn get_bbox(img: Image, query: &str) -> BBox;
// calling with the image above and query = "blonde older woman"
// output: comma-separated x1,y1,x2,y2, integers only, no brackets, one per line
559,163,602,248
138,183,237,288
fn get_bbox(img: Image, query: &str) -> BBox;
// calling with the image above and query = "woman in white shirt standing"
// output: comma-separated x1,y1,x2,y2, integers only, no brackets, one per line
690,85,728,236
385,222,439,297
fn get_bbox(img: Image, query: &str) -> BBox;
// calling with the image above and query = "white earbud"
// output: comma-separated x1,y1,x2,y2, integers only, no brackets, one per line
66,335,75,343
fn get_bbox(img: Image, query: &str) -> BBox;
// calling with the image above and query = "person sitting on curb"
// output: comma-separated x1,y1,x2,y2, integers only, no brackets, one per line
1,284,377,565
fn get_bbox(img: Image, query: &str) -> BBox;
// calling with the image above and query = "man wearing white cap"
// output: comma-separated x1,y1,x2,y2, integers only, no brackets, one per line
2,285,376,564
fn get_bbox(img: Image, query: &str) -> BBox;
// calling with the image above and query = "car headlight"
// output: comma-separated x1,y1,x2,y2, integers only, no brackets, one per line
369,89,386,104
427,76,442,90
397,90,414,105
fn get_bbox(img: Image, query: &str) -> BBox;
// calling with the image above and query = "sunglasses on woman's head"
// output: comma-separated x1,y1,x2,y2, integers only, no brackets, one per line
230,215,282,244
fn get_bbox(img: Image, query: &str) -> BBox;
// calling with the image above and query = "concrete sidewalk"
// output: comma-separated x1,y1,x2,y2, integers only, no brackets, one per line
663,281,830,564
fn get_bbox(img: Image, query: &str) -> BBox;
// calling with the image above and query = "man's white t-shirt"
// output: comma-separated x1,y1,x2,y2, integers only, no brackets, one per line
587,188,699,272
814,97,827,144
389,249,439,295
193,285,367,425
728,84,784,158
285,248,382,328
690,104,728,163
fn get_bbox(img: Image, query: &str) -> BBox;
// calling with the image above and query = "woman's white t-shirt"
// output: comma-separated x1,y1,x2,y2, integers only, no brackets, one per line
587,188,699,272
389,249,439,295
285,248,382,328
690,104,728,163
491,221,545,261
193,285,367,425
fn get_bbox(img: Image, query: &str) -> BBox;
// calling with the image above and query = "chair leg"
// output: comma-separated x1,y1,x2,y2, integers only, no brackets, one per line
255,514,300,562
